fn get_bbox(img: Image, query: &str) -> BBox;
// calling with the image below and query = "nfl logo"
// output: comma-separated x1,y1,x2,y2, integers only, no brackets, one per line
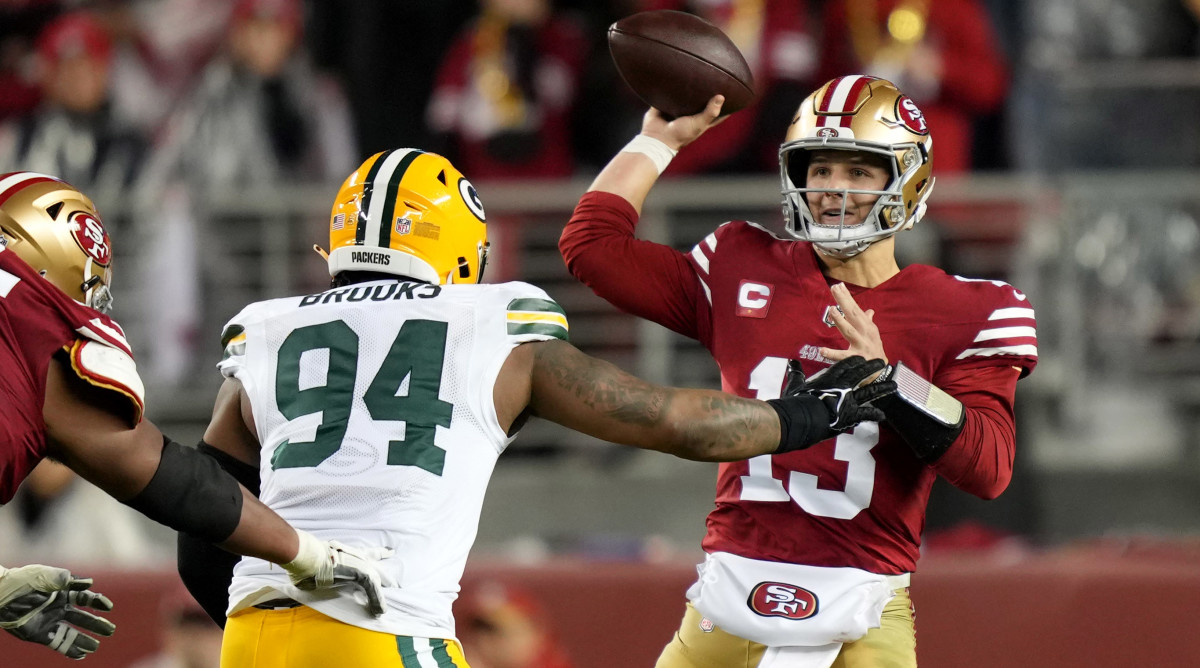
331,213,345,230
395,217,412,235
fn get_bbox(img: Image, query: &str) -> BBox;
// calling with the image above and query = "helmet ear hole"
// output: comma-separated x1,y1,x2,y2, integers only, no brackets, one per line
45,202,64,219
457,257,470,279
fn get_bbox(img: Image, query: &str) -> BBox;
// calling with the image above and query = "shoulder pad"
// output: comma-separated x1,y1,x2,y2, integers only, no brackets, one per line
68,339,146,424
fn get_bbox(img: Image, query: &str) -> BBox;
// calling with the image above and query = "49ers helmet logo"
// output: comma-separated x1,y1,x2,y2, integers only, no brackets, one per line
748,582,819,619
70,211,111,266
894,96,928,135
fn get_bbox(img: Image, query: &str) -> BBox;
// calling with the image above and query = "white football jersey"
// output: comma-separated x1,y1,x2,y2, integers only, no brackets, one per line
218,278,569,639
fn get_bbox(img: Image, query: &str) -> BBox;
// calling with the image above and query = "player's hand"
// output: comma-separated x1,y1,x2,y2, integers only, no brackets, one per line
803,356,896,432
283,531,393,617
819,283,888,381
642,94,726,151
769,357,896,452
0,564,115,660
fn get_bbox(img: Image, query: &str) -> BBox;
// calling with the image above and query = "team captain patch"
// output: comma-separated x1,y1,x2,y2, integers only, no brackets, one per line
747,581,819,620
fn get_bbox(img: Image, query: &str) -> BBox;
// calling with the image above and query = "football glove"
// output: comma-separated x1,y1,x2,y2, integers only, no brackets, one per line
768,356,896,453
282,531,393,617
0,564,115,660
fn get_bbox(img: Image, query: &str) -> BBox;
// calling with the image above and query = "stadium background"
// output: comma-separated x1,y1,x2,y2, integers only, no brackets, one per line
3,0,1200,666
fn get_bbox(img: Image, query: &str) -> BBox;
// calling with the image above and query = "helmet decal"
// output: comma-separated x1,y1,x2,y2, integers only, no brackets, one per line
894,96,929,135
458,177,485,222
70,211,111,266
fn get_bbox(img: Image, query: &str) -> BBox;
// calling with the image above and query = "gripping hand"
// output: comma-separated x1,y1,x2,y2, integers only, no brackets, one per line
803,356,895,432
767,356,896,453
283,531,393,617
0,564,115,660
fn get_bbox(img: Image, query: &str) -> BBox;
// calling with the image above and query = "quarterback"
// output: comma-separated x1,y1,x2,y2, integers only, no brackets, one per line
560,75,1038,667
178,148,895,668
0,172,389,660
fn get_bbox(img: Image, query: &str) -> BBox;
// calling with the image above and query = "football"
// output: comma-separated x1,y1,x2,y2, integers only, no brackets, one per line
608,10,755,119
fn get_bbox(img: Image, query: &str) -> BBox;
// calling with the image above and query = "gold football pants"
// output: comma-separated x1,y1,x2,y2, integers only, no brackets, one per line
222,605,471,668
655,589,916,668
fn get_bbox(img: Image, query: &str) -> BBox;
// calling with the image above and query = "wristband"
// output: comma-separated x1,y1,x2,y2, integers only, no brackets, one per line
621,135,677,175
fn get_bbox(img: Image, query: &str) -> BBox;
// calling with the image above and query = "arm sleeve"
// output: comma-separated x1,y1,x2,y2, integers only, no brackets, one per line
175,441,261,628
927,363,1021,499
559,191,705,340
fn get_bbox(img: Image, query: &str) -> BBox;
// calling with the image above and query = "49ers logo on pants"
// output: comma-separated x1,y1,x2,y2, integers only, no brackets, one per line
747,581,819,620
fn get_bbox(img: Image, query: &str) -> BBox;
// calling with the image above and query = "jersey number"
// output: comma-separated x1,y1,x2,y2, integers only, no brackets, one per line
740,356,879,520
272,319,453,475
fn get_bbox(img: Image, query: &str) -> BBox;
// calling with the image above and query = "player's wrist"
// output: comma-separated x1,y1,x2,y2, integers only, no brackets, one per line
282,530,330,586
622,134,678,175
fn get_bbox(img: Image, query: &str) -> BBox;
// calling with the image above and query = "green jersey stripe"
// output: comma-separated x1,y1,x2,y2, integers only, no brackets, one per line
507,322,568,341
507,297,566,316
377,150,424,249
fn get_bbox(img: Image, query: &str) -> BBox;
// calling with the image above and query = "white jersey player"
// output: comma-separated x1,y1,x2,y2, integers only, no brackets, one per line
186,148,895,668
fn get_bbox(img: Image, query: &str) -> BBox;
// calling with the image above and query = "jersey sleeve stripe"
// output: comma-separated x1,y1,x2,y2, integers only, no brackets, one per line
690,245,711,273
67,340,145,423
704,232,718,251
506,297,565,316
506,311,569,329
507,322,568,341
988,307,1035,320
956,344,1038,360
973,326,1037,342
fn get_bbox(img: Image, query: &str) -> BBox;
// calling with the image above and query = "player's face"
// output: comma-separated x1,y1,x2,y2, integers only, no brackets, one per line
804,150,891,227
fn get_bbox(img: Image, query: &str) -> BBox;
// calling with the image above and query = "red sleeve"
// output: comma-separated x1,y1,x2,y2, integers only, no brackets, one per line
560,191,705,340
929,363,1021,500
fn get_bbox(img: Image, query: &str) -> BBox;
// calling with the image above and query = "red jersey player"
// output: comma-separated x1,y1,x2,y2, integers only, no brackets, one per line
0,172,389,660
560,76,1037,667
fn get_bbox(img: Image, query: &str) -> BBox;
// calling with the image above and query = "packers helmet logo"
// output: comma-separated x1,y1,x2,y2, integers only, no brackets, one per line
894,96,929,135
70,211,111,266
747,582,818,620
459,178,485,222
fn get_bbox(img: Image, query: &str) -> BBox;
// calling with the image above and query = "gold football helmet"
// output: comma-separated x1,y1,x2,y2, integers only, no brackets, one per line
0,172,114,311
780,75,935,259
326,149,489,285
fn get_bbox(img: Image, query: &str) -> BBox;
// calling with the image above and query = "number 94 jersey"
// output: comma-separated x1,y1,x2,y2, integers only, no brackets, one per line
217,278,569,640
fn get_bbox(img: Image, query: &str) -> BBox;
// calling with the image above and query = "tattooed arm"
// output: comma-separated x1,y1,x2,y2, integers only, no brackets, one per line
494,339,781,462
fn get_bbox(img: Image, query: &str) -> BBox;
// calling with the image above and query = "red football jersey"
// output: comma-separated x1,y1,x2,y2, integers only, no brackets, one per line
562,192,1038,574
0,247,134,504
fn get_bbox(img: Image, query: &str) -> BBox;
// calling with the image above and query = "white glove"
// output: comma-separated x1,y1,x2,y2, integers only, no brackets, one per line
0,564,116,660
282,531,392,617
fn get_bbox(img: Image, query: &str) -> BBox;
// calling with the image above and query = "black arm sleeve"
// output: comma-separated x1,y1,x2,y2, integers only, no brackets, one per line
176,441,261,628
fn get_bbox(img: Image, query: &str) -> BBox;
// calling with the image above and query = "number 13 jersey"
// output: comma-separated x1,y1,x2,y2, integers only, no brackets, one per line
217,278,568,640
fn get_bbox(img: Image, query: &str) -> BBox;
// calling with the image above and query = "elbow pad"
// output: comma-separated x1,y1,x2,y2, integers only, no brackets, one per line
124,437,243,543
874,362,965,463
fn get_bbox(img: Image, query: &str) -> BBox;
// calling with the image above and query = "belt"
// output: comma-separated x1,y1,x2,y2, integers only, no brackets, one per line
885,573,911,590
253,597,304,610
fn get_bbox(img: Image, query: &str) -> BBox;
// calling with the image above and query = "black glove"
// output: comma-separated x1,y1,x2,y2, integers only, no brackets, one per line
767,356,896,453
0,565,115,660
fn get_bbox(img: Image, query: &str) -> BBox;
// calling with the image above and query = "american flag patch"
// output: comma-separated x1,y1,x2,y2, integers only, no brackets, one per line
331,213,345,230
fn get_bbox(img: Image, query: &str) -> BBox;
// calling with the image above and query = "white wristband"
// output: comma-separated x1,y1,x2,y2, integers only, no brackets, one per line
621,134,678,175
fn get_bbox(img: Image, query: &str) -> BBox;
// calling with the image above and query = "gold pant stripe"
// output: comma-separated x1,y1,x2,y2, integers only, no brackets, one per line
222,606,470,668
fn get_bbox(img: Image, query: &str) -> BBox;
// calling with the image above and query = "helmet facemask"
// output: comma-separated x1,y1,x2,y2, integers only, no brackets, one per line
780,139,927,259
